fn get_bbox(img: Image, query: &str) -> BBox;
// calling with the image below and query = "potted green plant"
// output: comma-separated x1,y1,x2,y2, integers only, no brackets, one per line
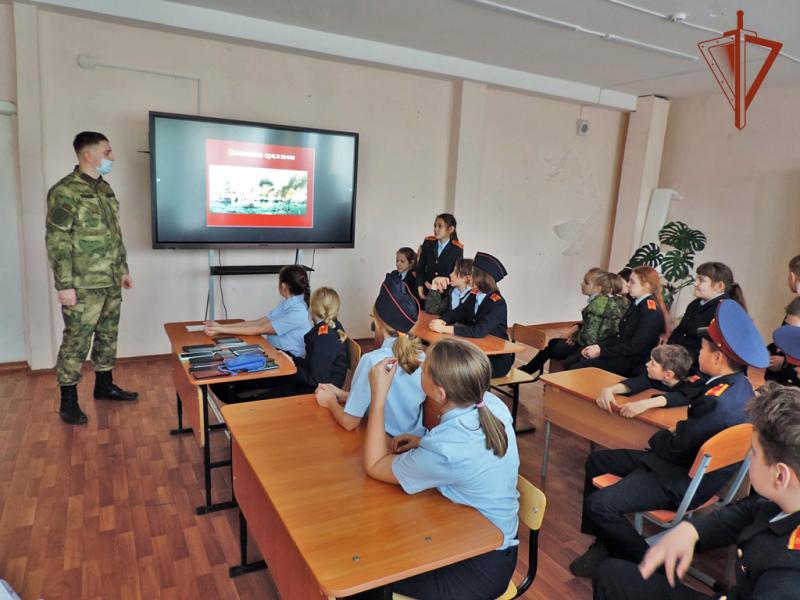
627,221,707,308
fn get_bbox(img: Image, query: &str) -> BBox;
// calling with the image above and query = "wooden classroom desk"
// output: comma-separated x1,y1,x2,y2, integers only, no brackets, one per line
410,311,526,355
164,320,296,514
222,395,503,599
539,368,688,478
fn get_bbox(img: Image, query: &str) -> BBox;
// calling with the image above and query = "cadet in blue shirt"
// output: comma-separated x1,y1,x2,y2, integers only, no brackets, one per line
205,265,312,358
316,274,426,436
362,337,520,600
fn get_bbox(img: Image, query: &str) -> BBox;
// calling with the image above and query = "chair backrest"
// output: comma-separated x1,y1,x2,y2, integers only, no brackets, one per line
689,423,753,477
517,475,546,531
511,324,547,350
345,337,362,374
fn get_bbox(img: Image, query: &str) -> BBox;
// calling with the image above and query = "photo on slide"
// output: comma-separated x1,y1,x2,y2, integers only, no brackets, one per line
208,165,308,216
205,139,315,228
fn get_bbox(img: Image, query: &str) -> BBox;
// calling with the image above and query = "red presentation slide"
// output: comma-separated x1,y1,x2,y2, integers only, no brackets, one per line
205,139,315,228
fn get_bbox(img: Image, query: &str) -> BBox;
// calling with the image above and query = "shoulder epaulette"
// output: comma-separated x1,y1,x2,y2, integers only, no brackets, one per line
471,287,479,295
705,383,729,397
490,292,501,302
425,235,436,241
318,324,329,335
687,374,701,383
646,299,657,311
452,240,464,249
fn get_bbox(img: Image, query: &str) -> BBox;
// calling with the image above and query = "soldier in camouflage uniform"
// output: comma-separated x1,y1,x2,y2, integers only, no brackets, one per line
46,131,138,425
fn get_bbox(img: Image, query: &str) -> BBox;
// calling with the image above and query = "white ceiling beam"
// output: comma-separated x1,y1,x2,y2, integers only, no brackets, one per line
29,0,638,111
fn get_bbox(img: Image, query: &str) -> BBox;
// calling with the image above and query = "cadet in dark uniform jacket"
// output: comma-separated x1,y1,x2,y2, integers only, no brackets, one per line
431,252,514,379
216,288,349,402
594,376,800,600
668,293,728,367
569,266,667,377
415,213,464,315
670,262,747,369
570,300,769,578
596,345,707,418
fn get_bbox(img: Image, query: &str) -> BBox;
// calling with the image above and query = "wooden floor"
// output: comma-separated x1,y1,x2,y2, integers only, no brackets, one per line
0,346,725,599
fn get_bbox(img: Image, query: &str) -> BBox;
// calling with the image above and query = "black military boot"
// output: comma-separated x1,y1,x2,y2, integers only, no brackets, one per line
60,385,88,425
93,370,139,401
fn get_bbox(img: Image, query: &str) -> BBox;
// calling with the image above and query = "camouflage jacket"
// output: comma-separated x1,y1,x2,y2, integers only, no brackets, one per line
572,294,626,346
45,166,129,290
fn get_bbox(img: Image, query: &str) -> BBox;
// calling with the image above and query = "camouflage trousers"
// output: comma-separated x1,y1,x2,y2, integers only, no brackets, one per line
56,287,122,385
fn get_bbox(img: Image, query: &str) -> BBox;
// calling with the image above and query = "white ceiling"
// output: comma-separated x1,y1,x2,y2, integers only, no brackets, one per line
168,0,800,98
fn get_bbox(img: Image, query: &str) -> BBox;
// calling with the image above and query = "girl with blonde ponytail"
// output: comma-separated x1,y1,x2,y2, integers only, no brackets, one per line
362,337,520,600
217,286,349,402
316,275,426,436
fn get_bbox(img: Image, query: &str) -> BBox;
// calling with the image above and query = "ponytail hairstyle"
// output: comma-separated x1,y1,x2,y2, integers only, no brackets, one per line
471,266,499,294
427,338,508,457
279,265,311,307
435,213,459,242
696,262,747,311
309,287,347,343
397,247,417,271
372,309,422,374
632,266,668,331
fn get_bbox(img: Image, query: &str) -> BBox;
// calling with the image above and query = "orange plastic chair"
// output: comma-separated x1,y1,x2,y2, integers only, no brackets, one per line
592,423,753,534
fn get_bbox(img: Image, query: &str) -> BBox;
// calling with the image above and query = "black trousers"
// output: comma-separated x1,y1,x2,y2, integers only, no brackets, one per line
593,558,710,600
582,449,677,563
524,338,582,371
392,546,518,600
490,353,515,379
582,450,727,563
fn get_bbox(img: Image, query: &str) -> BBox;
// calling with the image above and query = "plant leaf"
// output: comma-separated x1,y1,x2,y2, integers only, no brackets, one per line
627,242,662,267
658,221,707,252
662,249,692,281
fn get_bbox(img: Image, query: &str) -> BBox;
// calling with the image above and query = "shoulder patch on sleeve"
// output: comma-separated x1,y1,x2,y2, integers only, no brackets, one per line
687,374,701,382
452,239,464,249
48,206,74,231
490,292,501,302
318,324,329,335
788,526,800,550
646,299,657,310
705,383,729,397
425,235,436,241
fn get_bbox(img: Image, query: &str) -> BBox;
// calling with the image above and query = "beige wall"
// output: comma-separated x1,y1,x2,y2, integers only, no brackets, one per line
9,6,627,364
660,84,800,336
0,2,15,103
463,87,626,325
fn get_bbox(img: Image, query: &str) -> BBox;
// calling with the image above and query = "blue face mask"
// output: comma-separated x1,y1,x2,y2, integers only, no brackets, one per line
97,159,113,176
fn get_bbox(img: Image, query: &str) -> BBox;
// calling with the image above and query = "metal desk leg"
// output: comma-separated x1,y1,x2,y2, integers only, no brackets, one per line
169,392,192,435
229,509,267,577
541,421,551,480
196,385,237,515
511,384,536,435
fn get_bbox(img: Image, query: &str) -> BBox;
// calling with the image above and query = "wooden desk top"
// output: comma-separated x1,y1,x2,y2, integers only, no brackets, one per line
163,320,296,386
410,312,526,355
222,395,503,597
540,367,688,430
